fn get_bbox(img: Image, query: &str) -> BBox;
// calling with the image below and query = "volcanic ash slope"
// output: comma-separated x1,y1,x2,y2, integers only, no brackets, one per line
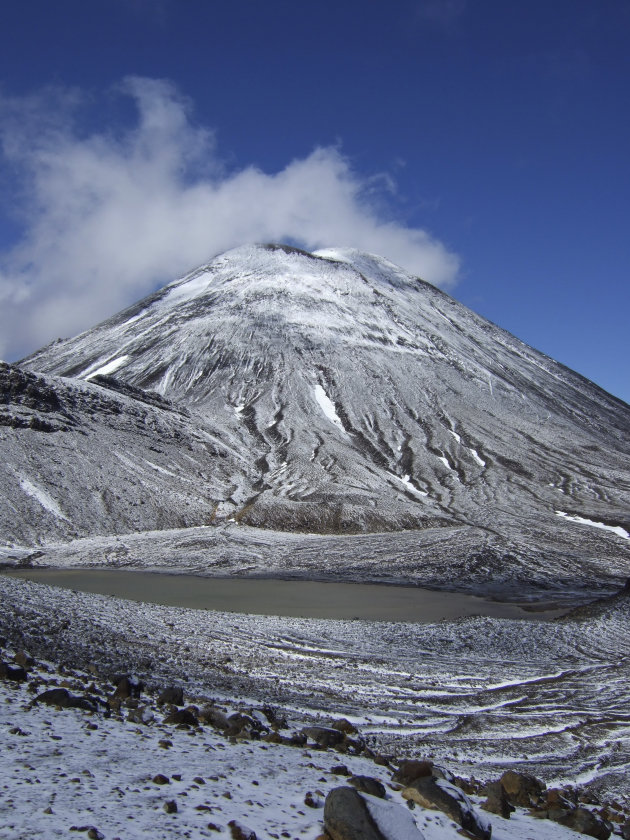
4,244,628,593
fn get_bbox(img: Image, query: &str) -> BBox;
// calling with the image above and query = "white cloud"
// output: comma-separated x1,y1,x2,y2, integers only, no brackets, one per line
0,77,459,360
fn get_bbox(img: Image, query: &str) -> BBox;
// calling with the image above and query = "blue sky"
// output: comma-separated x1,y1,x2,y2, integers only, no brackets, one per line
0,0,628,402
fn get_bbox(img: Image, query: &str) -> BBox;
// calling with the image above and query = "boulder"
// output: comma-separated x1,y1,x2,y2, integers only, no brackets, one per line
500,770,545,806
199,705,230,730
163,707,198,727
482,781,514,818
392,759,433,785
227,712,262,735
228,819,257,840
332,718,358,734
111,675,142,699
348,776,386,799
13,650,34,668
34,688,97,712
402,776,491,840
0,662,27,682
324,786,425,840
558,807,611,840
158,685,184,706
302,725,345,748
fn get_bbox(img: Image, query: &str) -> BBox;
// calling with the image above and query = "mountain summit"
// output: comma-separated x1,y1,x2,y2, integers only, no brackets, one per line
3,243,629,593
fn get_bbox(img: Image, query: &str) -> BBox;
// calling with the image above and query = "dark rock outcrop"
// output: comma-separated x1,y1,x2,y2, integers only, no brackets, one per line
402,776,491,840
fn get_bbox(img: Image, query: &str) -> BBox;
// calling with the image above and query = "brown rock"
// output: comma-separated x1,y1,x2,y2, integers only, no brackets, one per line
482,781,514,819
392,759,433,785
152,774,170,785
402,776,491,840
302,726,345,749
332,718,358,734
163,707,198,727
500,770,545,806
558,807,611,840
348,776,386,799
158,685,184,706
228,819,257,840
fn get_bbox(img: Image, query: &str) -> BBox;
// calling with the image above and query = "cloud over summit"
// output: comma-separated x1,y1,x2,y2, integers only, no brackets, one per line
0,77,459,360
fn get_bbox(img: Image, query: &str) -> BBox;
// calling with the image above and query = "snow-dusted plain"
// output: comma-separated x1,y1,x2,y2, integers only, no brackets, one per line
2,598,628,840
2,573,630,808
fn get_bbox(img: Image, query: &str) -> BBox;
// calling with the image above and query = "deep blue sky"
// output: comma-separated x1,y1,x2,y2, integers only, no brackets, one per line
1,0,628,403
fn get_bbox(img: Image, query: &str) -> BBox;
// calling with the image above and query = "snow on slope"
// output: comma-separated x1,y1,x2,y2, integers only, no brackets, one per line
3,243,629,838
9,243,629,580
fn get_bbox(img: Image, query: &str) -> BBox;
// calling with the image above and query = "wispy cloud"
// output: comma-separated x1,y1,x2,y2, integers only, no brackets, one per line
0,77,459,360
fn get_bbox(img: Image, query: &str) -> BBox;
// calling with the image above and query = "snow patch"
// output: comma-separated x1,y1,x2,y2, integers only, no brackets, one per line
84,355,129,380
469,448,486,467
19,478,69,522
361,792,426,839
389,472,429,498
555,511,629,540
313,383,346,432
448,429,461,444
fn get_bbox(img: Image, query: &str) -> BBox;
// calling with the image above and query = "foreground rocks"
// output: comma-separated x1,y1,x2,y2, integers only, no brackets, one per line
1,639,628,840
402,775,491,840
324,786,424,840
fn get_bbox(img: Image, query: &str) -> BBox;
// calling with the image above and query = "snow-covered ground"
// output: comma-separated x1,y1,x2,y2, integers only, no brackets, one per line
1,644,624,840
2,573,630,814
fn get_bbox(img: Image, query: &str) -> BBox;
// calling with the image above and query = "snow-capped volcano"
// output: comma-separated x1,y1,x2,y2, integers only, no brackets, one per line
3,243,628,591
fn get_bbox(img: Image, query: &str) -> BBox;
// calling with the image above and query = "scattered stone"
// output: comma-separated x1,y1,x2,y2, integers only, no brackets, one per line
500,770,545,806
402,776,491,840
0,662,28,682
158,685,184,706
193,776,206,785
199,705,230,730
558,807,611,840
158,739,173,749
14,650,34,668
302,726,345,749
305,791,323,808
228,819,257,840
163,799,178,814
332,718,358,734
348,776,386,799
482,781,514,818
392,759,433,785
69,827,104,840
324,787,384,840
34,687,97,712
331,765,351,776
152,774,170,785
163,707,198,727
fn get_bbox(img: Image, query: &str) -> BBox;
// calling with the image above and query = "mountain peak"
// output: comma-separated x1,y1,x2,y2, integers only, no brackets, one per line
10,242,629,564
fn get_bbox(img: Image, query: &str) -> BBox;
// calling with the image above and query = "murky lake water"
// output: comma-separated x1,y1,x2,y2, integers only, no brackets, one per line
7,568,566,622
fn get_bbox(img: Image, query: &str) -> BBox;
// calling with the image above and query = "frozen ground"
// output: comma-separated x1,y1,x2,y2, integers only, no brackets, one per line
1,639,625,840
1,573,629,809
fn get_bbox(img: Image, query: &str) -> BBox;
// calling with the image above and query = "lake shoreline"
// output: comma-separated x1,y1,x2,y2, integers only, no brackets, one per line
3,567,569,623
